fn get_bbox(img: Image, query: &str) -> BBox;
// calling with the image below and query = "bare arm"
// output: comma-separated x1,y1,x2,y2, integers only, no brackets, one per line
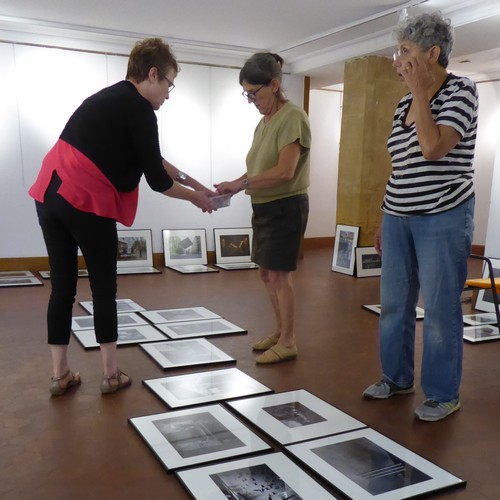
215,141,302,195
161,182,214,213
162,158,214,194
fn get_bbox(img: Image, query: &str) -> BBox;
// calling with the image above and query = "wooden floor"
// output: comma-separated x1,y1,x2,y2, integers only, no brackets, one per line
1,248,499,499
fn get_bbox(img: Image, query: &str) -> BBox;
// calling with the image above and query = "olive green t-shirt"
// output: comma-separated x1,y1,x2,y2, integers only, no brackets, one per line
246,100,311,204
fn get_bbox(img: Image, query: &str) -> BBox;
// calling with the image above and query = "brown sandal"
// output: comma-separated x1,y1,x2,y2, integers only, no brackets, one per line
100,369,131,395
50,370,81,396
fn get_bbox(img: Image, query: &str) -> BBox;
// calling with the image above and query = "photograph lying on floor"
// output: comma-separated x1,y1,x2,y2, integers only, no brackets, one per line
363,304,425,319
332,224,359,275
155,318,247,340
463,324,500,343
286,428,465,499
140,338,235,370
176,452,337,499
227,389,366,445
167,264,218,274
140,307,221,325
143,368,272,408
79,298,145,315
73,324,167,349
355,246,382,277
0,275,43,287
462,313,497,326
0,270,35,277
116,229,159,274
71,312,148,331
128,404,271,471
474,257,500,313
213,228,258,270
163,229,208,266
39,269,89,279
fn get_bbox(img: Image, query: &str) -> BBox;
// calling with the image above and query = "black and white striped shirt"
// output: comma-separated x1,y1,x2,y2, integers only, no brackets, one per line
382,74,478,216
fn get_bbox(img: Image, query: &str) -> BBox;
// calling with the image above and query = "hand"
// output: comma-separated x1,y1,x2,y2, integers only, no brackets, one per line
401,56,435,94
214,180,242,196
374,226,382,256
191,191,215,213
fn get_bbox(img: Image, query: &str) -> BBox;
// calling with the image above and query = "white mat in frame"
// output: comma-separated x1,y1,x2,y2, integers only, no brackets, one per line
139,306,221,324
286,428,465,499
71,312,149,331
176,452,338,499
155,318,247,340
167,264,219,274
128,404,271,472
0,275,43,287
462,312,497,326
73,324,167,349
39,269,89,279
143,367,272,409
463,324,500,343
363,304,425,319
79,298,146,315
140,338,235,370
227,389,366,445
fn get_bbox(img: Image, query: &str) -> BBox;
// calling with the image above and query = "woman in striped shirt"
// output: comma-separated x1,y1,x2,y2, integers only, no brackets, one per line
363,12,479,422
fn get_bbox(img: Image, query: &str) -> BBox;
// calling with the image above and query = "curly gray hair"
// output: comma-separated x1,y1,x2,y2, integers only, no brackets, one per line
395,11,454,68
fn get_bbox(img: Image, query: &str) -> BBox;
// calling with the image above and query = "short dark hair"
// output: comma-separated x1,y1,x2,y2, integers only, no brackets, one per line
126,38,179,83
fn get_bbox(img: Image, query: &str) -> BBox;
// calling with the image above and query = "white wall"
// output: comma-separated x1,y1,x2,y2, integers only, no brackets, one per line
0,42,306,258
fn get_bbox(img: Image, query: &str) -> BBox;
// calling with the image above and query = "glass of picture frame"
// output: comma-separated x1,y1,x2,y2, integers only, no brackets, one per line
213,227,258,270
0,274,43,287
128,404,271,471
73,324,167,349
79,298,145,314
355,246,382,277
462,313,497,326
71,312,149,331
139,306,221,325
332,224,359,275
286,428,465,499
463,324,500,343
142,367,272,408
140,338,236,370
362,304,424,320
162,229,209,266
154,318,247,340
117,229,155,269
176,452,337,499
227,389,366,445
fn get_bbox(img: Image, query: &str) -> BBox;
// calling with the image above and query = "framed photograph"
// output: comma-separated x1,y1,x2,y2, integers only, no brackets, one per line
71,312,149,331
143,368,272,409
474,258,500,313
128,404,271,471
140,307,221,325
73,324,167,349
227,389,366,445
213,228,255,266
117,266,161,275
176,452,337,499
39,269,89,279
332,224,359,275
140,338,235,370
463,313,497,326
162,229,208,266
167,264,218,274
286,428,465,499
0,276,43,287
117,229,154,268
355,247,382,277
362,304,424,320
463,324,500,343
79,298,145,315
0,270,34,277
155,318,247,340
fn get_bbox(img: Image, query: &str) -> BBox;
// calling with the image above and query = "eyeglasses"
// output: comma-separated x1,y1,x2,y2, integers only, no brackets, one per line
242,85,265,102
392,47,409,61
158,69,175,92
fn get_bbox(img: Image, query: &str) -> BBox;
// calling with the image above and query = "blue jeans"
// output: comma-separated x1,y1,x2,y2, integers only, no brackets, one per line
379,198,474,402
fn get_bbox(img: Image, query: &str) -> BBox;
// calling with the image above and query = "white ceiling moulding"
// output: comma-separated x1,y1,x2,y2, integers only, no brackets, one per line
0,15,261,65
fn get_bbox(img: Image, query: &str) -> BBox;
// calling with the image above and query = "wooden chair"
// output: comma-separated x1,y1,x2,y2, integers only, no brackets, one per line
464,254,500,326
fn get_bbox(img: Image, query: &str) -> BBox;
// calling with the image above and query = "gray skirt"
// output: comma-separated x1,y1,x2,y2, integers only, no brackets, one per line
251,194,309,271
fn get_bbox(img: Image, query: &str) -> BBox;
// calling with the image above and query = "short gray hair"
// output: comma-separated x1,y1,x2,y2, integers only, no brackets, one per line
395,11,454,68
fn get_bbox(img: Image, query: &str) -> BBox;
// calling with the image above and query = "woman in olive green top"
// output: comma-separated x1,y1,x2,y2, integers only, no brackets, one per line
215,52,311,364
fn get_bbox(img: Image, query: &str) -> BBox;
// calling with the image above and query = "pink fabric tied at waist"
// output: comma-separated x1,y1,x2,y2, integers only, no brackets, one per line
29,139,138,226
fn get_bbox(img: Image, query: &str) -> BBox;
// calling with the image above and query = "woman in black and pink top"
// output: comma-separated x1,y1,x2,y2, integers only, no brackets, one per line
363,12,479,422
30,38,214,396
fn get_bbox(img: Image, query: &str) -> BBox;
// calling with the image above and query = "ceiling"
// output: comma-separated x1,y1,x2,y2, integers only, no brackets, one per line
0,0,499,89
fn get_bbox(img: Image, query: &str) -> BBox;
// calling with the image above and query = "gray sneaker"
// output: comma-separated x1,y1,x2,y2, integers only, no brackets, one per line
363,380,415,399
414,399,461,422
